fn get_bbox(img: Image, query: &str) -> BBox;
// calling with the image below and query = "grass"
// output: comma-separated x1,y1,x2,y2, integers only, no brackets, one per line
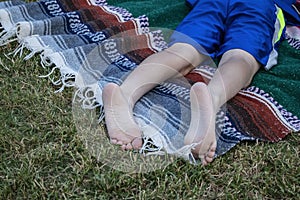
0,3,300,200
1,39,299,200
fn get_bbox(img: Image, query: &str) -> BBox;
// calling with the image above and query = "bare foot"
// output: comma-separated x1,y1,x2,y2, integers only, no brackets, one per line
184,82,217,165
102,83,143,150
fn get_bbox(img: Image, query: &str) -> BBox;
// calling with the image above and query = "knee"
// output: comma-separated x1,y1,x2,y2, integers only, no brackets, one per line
223,49,260,70
222,49,259,66
221,49,261,87
167,43,206,67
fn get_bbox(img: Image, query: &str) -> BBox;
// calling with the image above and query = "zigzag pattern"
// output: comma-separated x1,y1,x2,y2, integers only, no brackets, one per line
244,86,300,131
286,35,300,50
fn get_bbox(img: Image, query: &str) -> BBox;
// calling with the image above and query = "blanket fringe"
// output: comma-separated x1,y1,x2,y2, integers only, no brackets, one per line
1,38,45,73
139,136,165,156
51,73,75,93
24,50,40,60
173,144,198,165
8,42,26,57
38,66,76,93
0,27,17,46
40,52,54,69
38,66,59,79
73,87,104,123
73,87,101,109
97,106,105,123
139,135,199,165
55,73,76,93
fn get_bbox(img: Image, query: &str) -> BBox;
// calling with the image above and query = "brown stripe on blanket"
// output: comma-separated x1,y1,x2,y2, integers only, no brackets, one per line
76,7,125,23
227,94,289,142
87,20,143,35
120,34,162,64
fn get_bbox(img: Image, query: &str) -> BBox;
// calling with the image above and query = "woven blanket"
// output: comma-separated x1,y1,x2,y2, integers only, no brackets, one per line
0,0,299,163
286,25,300,49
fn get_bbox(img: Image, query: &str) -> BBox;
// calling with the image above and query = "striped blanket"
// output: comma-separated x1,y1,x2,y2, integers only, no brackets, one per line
0,0,299,163
286,25,300,49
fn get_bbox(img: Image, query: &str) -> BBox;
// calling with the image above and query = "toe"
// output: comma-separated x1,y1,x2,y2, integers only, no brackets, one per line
201,158,208,166
210,142,217,152
204,144,216,164
110,139,118,144
131,137,143,149
204,156,214,164
196,140,211,156
197,154,207,166
206,150,215,158
125,143,133,150
121,144,127,150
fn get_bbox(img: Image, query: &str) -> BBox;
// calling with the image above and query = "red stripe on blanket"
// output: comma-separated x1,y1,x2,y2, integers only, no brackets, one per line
185,72,209,83
76,7,124,23
86,19,138,33
59,0,95,11
123,34,159,64
228,93,290,142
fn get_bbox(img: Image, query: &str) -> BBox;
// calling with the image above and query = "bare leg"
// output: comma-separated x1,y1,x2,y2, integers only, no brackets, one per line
184,49,260,165
103,43,208,150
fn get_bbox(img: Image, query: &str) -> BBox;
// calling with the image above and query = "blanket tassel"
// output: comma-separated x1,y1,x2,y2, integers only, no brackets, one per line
73,87,101,109
0,28,17,46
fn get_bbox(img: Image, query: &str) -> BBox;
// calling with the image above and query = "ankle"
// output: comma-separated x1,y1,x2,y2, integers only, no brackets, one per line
207,85,224,112
119,86,135,110
206,87,222,113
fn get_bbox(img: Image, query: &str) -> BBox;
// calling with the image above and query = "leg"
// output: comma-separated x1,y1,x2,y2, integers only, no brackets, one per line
102,43,208,150
184,49,260,165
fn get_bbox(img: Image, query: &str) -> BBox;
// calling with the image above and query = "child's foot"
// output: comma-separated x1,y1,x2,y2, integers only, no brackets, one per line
184,82,217,165
102,83,143,150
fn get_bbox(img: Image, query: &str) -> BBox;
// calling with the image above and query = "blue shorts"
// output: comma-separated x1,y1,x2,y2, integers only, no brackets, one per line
170,0,285,69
